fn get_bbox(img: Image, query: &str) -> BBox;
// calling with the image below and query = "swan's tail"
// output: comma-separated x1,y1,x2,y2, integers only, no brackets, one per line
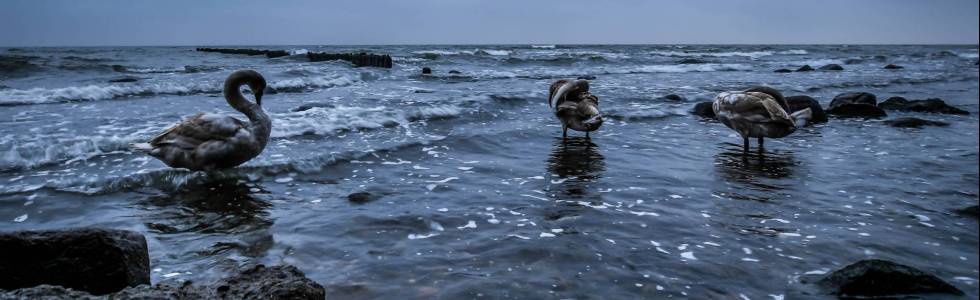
130,142,154,153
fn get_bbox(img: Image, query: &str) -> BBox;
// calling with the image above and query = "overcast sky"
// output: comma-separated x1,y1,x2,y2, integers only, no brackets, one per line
2,0,977,46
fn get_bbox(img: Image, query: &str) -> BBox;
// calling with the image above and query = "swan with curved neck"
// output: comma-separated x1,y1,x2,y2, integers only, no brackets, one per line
548,79,603,139
133,70,271,170
712,86,811,151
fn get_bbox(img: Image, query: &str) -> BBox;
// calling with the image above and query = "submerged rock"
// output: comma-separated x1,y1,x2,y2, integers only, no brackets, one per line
2,265,325,300
678,58,708,64
773,68,792,73
421,67,432,75
883,64,904,69
955,205,978,218
796,65,815,72
817,259,963,298
785,95,828,124
878,97,969,115
827,92,887,118
691,101,715,118
448,70,462,74
347,192,377,204
109,76,140,83
884,117,950,128
0,228,149,295
661,94,685,102
576,75,596,80
843,58,863,65
818,64,844,71
291,103,335,112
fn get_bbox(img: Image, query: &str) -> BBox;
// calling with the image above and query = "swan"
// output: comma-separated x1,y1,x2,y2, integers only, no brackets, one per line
712,86,811,151
548,79,603,138
132,70,271,170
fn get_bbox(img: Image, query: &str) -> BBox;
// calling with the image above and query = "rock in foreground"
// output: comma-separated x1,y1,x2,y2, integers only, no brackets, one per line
818,259,963,298
826,92,887,118
884,117,950,128
0,228,149,295
785,95,828,124
878,97,969,115
1,265,325,300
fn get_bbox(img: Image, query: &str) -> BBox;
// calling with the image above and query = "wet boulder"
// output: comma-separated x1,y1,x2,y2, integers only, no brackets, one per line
955,205,978,218
3,265,325,300
109,76,140,83
878,97,969,115
448,70,462,74
421,67,432,75
796,65,815,72
785,95,828,124
773,68,792,73
347,192,378,204
660,94,685,102
818,64,844,71
883,64,904,69
0,228,150,295
691,101,715,118
817,259,963,298
826,92,887,118
678,58,708,64
884,117,949,128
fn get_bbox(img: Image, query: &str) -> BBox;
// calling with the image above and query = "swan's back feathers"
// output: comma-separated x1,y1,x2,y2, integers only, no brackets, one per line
144,112,256,170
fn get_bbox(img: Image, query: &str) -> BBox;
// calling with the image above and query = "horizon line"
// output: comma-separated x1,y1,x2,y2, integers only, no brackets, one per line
3,42,979,48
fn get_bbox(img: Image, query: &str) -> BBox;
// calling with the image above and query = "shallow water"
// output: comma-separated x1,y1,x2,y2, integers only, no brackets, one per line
2,45,978,298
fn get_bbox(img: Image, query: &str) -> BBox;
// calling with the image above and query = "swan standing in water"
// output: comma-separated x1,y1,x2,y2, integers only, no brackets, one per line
548,79,603,138
132,70,271,170
713,86,811,151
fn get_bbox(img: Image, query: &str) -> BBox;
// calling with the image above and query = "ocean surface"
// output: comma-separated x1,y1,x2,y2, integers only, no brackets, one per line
1,45,978,298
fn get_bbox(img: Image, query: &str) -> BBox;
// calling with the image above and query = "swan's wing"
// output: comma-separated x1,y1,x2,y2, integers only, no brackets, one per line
751,92,794,125
149,113,246,147
715,92,771,122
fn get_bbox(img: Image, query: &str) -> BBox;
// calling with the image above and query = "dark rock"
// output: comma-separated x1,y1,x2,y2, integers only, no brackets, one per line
773,68,792,73
844,58,863,65
2,265,325,300
0,228,149,295
795,65,815,72
883,64,904,69
884,117,950,128
678,58,707,64
817,259,963,297
109,76,140,83
111,64,127,72
661,94,685,101
878,97,969,115
347,192,377,204
827,92,886,118
955,205,978,218
785,95,828,124
448,70,461,74
291,103,335,112
576,75,596,80
421,67,432,75
818,64,844,71
691,101,715,118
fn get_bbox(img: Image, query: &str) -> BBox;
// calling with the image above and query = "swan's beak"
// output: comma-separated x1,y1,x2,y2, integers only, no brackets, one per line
255,91,263,106
584,114,603,131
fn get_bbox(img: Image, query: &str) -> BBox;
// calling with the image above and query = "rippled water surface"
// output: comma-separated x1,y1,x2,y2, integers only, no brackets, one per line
2,45,978,298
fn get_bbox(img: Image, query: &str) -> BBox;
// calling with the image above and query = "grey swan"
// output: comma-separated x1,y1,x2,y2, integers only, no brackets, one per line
548,79,603,138
133,70,271,171
712,86,811,151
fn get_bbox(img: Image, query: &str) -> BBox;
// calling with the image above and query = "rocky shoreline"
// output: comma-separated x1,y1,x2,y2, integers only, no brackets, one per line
0,228,324,300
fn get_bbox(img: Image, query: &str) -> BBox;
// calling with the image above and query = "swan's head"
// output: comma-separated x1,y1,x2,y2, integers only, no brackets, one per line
247,73,267,106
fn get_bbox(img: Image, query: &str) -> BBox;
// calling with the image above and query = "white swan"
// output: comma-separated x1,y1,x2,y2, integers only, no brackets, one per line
713,86,811,151
133,70,271,170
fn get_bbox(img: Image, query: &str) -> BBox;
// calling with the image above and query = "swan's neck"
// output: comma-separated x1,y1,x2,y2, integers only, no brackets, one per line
224,79,271,148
